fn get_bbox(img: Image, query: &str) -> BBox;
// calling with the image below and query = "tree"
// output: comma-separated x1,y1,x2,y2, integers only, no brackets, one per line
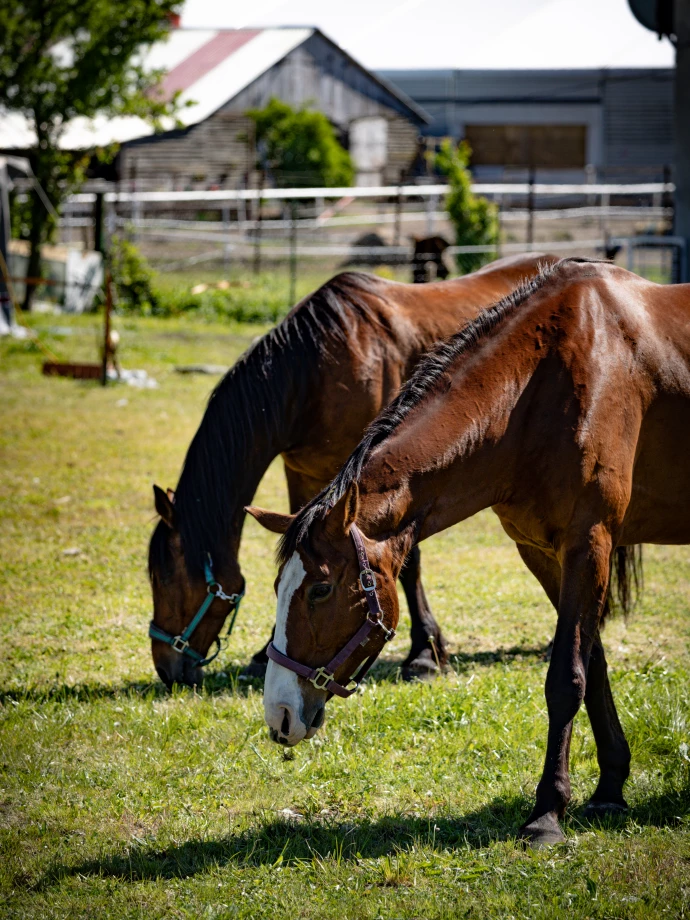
435,139,499,274
0,0,183,309
247,98,354,189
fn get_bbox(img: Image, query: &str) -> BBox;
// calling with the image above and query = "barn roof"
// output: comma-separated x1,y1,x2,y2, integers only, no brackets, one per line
0,26,427,152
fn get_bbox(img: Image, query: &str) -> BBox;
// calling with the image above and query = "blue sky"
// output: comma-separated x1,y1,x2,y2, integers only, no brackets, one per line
180,0,674,69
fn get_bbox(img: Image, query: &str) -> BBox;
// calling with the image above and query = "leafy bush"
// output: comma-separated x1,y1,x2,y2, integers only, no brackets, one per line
109,235,160,315
247,98,354,188
435,139,499,274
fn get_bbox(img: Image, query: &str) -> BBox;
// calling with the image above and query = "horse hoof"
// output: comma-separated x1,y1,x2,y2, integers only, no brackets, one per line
519,815,566,848
241,660,267,679
401,653,440,682
582,800,628,820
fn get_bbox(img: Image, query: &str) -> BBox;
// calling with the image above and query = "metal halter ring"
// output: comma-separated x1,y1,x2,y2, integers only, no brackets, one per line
359,568,377,592
310,666,335,691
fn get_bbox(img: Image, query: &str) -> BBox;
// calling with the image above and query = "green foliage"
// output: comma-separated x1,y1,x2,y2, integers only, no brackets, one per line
435,139,499,274
0,0,183,307
247,98,354,188
109,236,160,316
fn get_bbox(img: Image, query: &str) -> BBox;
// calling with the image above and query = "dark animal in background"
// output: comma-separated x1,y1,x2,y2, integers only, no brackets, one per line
411,235,450,283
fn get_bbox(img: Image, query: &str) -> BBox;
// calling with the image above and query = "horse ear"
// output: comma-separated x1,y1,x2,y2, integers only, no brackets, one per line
326,483,360,535
153,484,175,528
244,506,295,534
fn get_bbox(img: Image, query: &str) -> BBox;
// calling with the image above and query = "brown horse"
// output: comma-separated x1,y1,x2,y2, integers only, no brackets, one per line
149,253,557,689
248,258,689,846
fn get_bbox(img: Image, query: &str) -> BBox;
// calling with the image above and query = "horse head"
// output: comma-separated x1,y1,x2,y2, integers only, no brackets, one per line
148,485,245,689
246,485,402,746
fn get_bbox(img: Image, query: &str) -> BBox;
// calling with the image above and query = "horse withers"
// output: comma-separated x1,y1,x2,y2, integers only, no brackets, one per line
149,253,558,689
249,259,690,846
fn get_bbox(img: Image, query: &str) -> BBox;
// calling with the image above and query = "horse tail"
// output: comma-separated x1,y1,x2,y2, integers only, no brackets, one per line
603,545,644,621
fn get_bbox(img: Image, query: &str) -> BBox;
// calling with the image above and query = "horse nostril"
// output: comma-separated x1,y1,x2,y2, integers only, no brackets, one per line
281,709,290,736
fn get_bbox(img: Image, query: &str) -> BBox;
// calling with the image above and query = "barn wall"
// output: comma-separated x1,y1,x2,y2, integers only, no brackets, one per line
118,35,423,190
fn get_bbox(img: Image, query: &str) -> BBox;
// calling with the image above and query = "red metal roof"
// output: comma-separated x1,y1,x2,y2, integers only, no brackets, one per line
159,29,261,100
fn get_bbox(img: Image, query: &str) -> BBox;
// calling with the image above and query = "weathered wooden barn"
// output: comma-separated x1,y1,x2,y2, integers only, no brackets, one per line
116,27,428,190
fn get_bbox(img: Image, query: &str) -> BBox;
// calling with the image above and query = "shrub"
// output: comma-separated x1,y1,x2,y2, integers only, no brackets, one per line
435,139,499,274
109,235,160,315
247,98,354,188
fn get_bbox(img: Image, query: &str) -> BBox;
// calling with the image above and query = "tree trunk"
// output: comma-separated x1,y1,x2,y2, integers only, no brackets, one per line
22,182,46,312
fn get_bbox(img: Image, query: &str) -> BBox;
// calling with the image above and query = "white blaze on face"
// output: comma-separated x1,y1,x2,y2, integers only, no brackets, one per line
264,551,308,744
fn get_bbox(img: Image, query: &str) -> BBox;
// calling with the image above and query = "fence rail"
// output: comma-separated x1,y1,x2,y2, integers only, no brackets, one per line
66,182,675,206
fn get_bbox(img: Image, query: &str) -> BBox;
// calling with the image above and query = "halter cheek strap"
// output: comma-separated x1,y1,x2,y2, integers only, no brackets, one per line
265,523,395,697
149,556,245,668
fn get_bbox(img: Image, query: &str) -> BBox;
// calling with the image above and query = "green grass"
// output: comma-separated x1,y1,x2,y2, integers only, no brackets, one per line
1,313,689,919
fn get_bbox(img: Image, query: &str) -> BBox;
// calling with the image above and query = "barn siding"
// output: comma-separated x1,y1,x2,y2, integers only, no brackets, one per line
118,33,424,190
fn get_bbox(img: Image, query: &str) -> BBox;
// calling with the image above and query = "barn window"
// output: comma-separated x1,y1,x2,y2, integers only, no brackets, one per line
464,124,587,169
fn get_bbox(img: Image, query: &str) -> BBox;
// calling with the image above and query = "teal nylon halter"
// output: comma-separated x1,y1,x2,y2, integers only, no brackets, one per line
149,556,245,668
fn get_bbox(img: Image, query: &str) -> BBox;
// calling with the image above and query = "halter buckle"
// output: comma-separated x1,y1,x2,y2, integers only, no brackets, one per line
310,666,334,691
359,568,377,592
171,635,189,654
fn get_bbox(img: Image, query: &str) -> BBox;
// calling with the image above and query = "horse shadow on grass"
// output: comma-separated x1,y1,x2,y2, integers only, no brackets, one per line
36,795,531,888
36,782,690,890
0,643,551,705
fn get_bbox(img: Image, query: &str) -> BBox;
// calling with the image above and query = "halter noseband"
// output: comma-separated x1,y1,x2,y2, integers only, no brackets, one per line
149,555,245,668
265,523,396,698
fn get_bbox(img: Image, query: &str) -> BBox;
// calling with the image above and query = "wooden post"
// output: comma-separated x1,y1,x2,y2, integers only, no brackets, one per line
101,268,112,387
394,175,403,247
93,191,104,255
289,201,297,307
527,165,535,249
253,173,264,276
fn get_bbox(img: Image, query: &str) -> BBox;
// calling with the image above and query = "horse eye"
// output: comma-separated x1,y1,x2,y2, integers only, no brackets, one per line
309,583,332,603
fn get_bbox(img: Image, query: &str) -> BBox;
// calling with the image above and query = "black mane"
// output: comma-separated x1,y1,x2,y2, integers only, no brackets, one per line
149,271,384,579
278,258,571,565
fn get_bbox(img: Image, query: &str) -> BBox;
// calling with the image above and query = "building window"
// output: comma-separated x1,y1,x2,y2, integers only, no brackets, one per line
464,124,587,169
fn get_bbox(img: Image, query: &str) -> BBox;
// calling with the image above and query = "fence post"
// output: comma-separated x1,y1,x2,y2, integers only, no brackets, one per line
289,201,297,307
101,268,112,387
527,166,535,249
253,175,264,276
394,175,403,246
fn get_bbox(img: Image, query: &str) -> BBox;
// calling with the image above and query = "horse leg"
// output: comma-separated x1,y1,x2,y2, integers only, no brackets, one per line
520,524,612,846
399,545,448,680
583,634,630,816
516,544,630,818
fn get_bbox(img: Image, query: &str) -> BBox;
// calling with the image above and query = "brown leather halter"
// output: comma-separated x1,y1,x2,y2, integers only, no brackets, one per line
265,523,396,698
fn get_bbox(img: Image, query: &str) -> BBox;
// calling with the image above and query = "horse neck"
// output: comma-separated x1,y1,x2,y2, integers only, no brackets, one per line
175,350,308,571
356,337,543,552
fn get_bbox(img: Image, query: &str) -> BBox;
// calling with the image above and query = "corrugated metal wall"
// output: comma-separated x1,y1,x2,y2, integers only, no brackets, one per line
379,67,674,179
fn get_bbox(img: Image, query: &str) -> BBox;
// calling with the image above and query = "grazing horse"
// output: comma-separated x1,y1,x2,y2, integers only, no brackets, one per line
249,258,690,846
149,253,557,689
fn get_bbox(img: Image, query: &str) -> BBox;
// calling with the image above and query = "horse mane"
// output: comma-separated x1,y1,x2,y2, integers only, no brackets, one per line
149,271,385,580
278,258,576,566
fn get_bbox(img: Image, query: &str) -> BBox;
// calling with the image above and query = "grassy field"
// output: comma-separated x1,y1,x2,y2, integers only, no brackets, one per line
1,310,689,919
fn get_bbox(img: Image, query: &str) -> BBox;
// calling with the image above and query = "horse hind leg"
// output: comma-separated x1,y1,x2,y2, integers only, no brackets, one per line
398,545,448,680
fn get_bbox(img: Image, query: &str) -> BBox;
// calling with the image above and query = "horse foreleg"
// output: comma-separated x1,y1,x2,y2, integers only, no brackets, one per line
520,524,612,846
398,545,448,680
516,543,630,820
583,634,630,815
